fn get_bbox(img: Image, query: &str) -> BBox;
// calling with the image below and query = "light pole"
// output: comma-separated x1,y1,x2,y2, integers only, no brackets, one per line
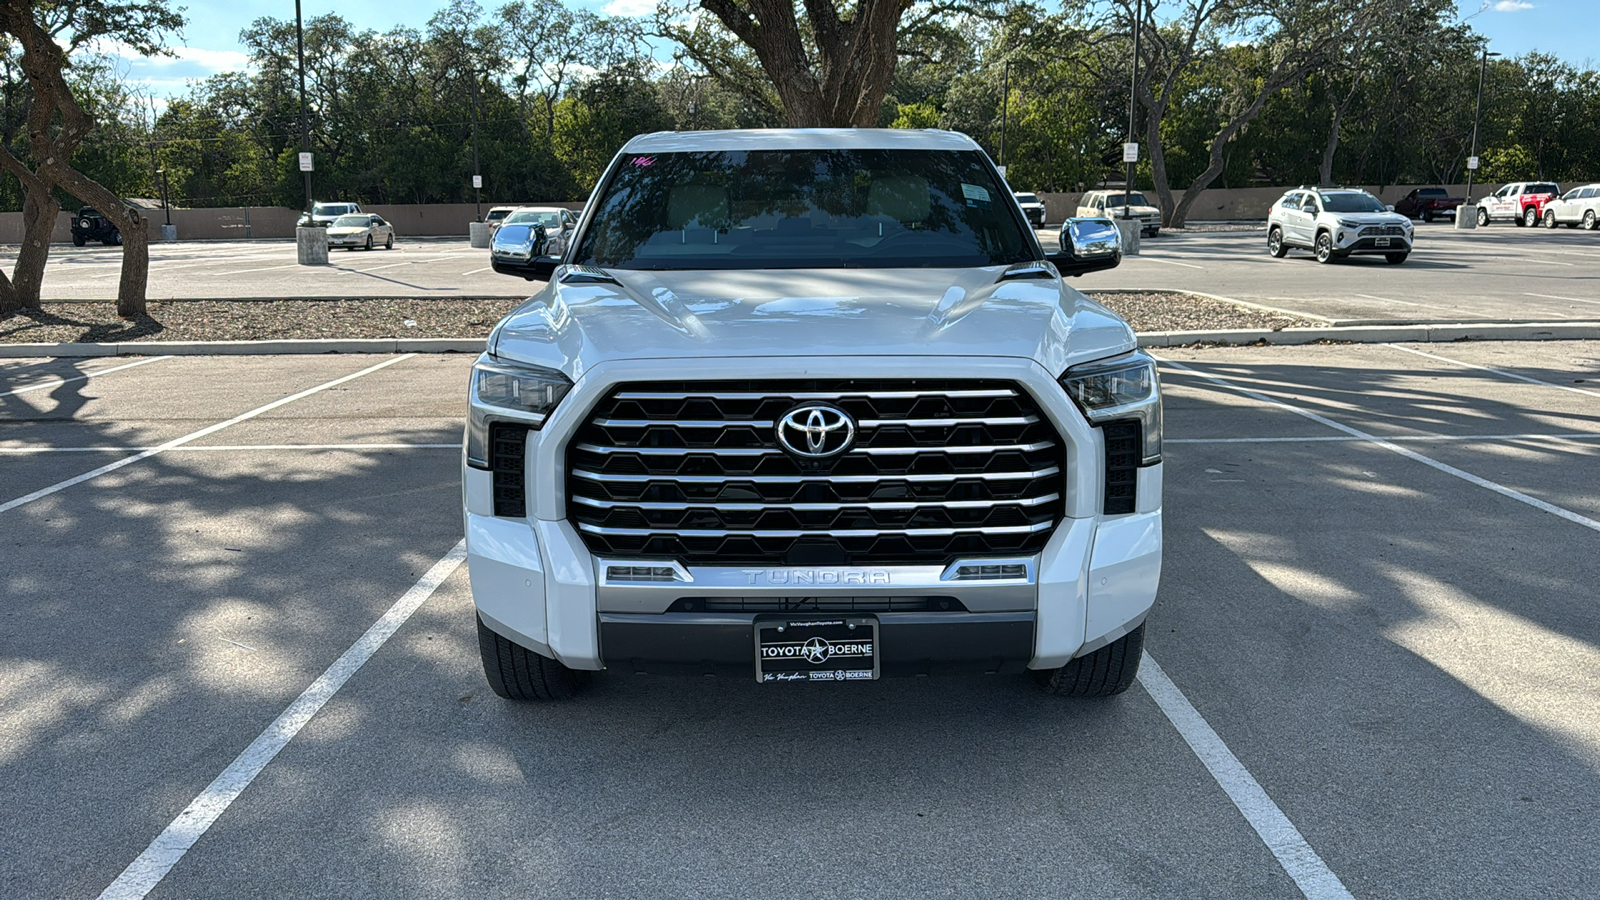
999,59,1009,172
295,0,311,215
1466,48,1500,204
157,168,171,226
1123,0,1140,220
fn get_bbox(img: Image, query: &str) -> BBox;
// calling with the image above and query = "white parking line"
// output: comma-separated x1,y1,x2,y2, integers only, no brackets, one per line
1140,654,1354,900
0,356,413,515
222,263,305,276
1523,292,1600,307
1158,358,1600,535
462,266,491,276
1384,344,1600,400
0,356,170,397
1134,256,1205,269
95,540,468,900
1351,293,1460,312
1170,432,1600,445
0,443,461,454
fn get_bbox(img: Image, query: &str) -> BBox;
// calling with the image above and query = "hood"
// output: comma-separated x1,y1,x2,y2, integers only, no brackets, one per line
1331,211,1410,225
1103,203,1161,217
327,226,364,234
490,267,1135,382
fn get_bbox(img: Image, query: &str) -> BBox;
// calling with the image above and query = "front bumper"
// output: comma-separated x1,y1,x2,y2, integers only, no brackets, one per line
463,355,1163,676
1334,232,1412,254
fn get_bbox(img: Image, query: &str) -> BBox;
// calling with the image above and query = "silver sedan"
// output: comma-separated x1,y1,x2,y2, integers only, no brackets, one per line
327,214,395,251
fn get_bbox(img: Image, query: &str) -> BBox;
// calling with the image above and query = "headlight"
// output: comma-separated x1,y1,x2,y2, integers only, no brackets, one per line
1060,349,1162,464
1337,218,1360,228
465,357,572,468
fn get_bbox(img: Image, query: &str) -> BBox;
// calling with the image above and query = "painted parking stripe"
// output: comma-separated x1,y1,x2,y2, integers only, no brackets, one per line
1522,292,1600,307
1169,432,1600,445
1383,344,1600,400
1159,358,1600,536
461,266,491,276
0,356,413,515
95,540,468,900
1134,256,1205,269
0,356,171,397
0,443,461,454
1141,654,1354,900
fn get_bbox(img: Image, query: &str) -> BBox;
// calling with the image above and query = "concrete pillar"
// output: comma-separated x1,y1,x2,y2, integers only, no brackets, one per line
296,226,329,265
1115,217,1141,256
160,224,177,242
469,221,491,248
1454,204,1478,230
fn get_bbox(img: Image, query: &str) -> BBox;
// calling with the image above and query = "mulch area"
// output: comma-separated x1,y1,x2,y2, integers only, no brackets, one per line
0,290,1319,345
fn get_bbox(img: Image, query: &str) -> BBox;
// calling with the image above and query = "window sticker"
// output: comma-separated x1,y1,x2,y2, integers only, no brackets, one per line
961,182,991,207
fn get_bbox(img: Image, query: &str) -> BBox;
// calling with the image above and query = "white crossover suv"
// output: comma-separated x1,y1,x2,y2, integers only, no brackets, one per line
464,129,1161,701
1542,184,1600,230
1267,187,1414,264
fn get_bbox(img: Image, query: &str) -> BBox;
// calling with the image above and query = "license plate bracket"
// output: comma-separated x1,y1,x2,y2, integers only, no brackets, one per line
755,616,879,683
1375,237,1391,247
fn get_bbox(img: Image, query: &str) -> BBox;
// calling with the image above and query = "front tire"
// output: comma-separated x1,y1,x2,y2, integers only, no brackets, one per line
1315,231,1336,264
1524,206,1539,228
1385,252,1409,265
1477,207,1489,227
364,235,373,251
477,615,589,701
384,234,394,250
1267,226,1288,258
1034,622,1146,697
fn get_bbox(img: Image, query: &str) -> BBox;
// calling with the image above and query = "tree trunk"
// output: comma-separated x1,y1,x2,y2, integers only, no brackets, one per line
50,162,151,317
12,188,56,308
1144,101,1174,226
1319,76,1363,186
1168,75,1289,228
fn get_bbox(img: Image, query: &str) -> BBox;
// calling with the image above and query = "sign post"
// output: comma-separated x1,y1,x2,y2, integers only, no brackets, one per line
298,152,313,172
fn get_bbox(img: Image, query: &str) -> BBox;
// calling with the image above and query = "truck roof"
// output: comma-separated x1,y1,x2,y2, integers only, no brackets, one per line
621,128,982,154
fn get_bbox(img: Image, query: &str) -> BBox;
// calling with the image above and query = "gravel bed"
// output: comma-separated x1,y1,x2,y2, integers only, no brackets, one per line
1,290,1317,345
1087,291,1321,332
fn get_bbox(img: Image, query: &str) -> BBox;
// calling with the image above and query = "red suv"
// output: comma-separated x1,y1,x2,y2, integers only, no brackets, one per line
1476,182,1561,227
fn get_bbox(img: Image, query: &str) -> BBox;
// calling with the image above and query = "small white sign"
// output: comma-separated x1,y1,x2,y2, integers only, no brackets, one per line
298,152,313,172
472,175,483,189
1467,156,1479,170
995,165,1007,178
1123,142,1140,163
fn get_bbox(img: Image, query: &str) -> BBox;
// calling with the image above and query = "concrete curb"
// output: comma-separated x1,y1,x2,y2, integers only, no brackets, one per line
5,325,1600,359
1137,321,1600,347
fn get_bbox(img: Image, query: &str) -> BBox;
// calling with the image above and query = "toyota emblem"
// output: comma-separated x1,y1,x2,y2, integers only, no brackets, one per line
776,404,856,459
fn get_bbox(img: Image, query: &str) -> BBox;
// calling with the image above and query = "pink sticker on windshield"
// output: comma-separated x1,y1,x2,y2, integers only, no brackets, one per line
631,156,655,167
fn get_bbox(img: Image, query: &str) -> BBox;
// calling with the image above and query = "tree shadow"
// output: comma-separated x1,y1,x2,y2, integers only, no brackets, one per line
0,307,166,342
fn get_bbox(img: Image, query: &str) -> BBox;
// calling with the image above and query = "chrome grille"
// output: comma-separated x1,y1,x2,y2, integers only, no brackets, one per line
566,380,1066,565
1358,225,1407,236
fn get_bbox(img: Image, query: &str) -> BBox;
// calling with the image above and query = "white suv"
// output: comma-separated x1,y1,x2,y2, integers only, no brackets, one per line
465,129,1162,701
1266,187,1414,264
1541,184,1600,230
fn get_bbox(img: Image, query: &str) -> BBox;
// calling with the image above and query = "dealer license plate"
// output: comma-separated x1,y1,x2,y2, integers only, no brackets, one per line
1375,237,1391,247
755,616,879,683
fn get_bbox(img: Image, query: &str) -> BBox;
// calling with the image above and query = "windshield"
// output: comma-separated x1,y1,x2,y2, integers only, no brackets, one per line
506,210,562,227
332,215,368,227
1527,183,1559,195
575,148,1032,270
1014,193,1040,204
314,204,352,216
486,209,511,221
1320,192,1385,213
1104,192,1150,207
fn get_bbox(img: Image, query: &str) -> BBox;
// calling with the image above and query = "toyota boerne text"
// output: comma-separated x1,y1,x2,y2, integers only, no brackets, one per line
464,128,1162,701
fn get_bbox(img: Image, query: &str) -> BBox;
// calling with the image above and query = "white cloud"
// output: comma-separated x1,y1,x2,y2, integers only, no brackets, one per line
93,40,249,72
602,0,657,16
1493,1,1534,11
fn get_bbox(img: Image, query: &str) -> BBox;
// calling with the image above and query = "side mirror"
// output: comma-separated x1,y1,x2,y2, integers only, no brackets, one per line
1385,204,1396,212
1044,217,1122,277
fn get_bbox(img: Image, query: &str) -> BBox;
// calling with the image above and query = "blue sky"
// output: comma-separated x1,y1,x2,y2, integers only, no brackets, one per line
106,0,1597,107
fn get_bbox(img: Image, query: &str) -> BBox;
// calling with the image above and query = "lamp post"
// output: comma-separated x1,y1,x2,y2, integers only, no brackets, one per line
1123,0,1141,220
295,0,311,215
999,59,1009,173
1466,47,1500,204
157,168,171,226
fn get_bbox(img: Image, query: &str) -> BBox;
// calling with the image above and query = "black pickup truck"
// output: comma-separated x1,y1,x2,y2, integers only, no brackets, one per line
1393,188,1464,223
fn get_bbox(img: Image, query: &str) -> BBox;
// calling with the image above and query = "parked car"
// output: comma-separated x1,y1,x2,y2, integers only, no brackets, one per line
485,206,517,233
1013,191,1047,227
70,206,121,246
1077,190,1160,237
298,201,364,228
1541,184,1600,230
1393,187,1464,222
1266,186,1414,264
467,128,1152,702
326,213,395,251
502,206,578,231
1476,182,1560,227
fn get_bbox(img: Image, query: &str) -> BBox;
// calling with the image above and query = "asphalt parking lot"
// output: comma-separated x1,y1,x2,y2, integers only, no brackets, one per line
1065,221,1600,323
22,222,1600,326
4,344,1599,898
30,238,524,302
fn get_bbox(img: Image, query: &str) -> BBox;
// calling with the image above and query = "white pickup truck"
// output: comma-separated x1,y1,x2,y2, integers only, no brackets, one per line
464,129,1163,700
